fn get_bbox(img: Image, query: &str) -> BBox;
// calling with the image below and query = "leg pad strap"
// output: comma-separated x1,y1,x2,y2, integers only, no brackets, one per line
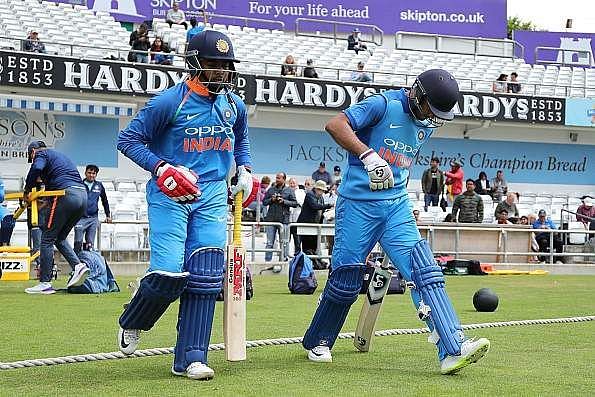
411,240,463,356
174,248,224,371
302,264,363,350
119,270,187,331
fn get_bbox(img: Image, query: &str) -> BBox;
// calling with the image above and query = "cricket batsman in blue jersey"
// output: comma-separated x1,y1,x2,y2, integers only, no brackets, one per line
116,30,257,380
303,69,490,374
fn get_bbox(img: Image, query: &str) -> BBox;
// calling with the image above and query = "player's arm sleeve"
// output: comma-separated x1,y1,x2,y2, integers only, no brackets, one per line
117,93,175,174
100,184,111,217
343,94,387,131
24,152,48,191
232,98,252,168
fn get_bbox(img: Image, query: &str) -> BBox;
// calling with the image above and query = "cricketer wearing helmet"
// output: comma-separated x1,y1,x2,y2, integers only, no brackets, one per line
117,30,257,380
302,69,490,374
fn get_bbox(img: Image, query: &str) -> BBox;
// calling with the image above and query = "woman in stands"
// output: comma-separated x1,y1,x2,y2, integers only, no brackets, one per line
150,37,173,65
492,73,508,93
474,171,490,195
281,55,298,76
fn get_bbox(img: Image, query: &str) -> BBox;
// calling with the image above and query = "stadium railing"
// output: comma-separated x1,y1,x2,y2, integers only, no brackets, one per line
395,31,525,60
294,17,384,46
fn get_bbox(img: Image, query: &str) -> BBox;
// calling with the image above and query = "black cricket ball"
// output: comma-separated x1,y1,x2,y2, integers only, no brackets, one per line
473,288,499,312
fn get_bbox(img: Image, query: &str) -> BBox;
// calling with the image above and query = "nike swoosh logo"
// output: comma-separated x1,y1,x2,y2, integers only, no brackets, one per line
186,114,200,120
389,124,402,129
120,333,129,348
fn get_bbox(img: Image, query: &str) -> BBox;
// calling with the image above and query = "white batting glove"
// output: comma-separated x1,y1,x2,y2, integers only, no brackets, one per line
231,165,259,207
359,149,394,191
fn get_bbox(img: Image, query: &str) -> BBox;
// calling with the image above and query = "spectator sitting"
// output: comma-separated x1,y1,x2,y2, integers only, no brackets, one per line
129,23,150,63
494,192,519,219
413,209,420,224
303,59,318,79
474,171,490,195
451,179,483,223
311,161,332,185
492,73,508,93
350,61,373,83
443,213,455,222
576,196,595,226
166,1,187,29
347,28,371,55
507,72,521,94
494,209,512,225
490,170,508,202
532,209,563,262
24,30,46,53
187,12,207,42
281,54,298,76
150,37,173,65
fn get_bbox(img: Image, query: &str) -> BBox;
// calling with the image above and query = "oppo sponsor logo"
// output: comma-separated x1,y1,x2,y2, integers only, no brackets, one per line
184,125,233,137
383,138,419,155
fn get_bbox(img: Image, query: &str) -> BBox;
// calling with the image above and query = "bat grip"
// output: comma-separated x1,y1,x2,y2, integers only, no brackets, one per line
233,191,243,244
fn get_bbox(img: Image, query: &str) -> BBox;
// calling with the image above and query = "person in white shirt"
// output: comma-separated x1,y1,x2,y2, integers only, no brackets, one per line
288,177,306,255
166,2,187,29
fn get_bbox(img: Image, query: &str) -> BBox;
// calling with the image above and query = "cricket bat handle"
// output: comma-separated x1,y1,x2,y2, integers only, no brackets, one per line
233,191,243,244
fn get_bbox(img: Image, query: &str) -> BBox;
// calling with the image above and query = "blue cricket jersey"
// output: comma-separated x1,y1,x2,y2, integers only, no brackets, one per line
340,88,435,201
118,82,252,182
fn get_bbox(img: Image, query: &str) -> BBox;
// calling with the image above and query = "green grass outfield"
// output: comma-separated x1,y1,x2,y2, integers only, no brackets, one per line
1,275,594,396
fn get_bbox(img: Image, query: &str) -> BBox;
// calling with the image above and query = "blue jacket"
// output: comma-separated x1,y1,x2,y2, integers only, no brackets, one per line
83,180,110,218
0,178,7,220
25,149,83,191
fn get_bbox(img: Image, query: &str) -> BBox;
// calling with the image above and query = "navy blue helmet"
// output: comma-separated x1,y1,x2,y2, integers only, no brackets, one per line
185,30,239,94
409,69,460,127
27,140,46,163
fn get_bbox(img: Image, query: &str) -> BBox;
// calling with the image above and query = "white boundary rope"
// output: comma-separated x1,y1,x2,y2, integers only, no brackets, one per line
1,315,593,370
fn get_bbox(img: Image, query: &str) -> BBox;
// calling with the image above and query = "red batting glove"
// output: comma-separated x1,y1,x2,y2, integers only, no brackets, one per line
155,163,201,203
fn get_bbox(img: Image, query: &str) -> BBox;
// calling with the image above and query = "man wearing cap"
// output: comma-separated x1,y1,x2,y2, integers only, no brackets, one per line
23,141,89,294
24,30,46,53
532,209,562,262
576,196,595,226
297,180,333,263
444,161,464,206
332,165,342,185
312,162,332,186
347,28,370,55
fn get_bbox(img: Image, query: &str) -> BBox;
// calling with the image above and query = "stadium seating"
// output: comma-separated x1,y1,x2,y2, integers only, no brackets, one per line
1,0,593,96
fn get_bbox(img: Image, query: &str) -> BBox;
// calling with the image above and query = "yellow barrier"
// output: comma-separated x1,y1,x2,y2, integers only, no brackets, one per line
4,188,65,226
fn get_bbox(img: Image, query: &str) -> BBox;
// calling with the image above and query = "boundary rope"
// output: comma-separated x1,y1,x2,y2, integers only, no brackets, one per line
1,315,593,370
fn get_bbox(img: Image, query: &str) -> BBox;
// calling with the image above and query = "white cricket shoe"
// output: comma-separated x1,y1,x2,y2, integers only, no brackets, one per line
172,362,215,380
118,327,141,355
25,282,56,295
440,338,490,375
66,263,90,288
307,346,332,363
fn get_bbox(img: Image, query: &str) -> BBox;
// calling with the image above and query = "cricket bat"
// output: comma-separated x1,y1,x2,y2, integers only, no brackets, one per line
224,191,246,361
354,255,393,352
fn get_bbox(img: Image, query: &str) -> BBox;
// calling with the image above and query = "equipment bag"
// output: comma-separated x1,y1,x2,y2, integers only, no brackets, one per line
288,251,318,294
67,250,120,294
442,259,487,276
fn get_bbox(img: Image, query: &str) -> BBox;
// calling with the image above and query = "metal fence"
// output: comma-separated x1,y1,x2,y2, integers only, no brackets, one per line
93,220,594,266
